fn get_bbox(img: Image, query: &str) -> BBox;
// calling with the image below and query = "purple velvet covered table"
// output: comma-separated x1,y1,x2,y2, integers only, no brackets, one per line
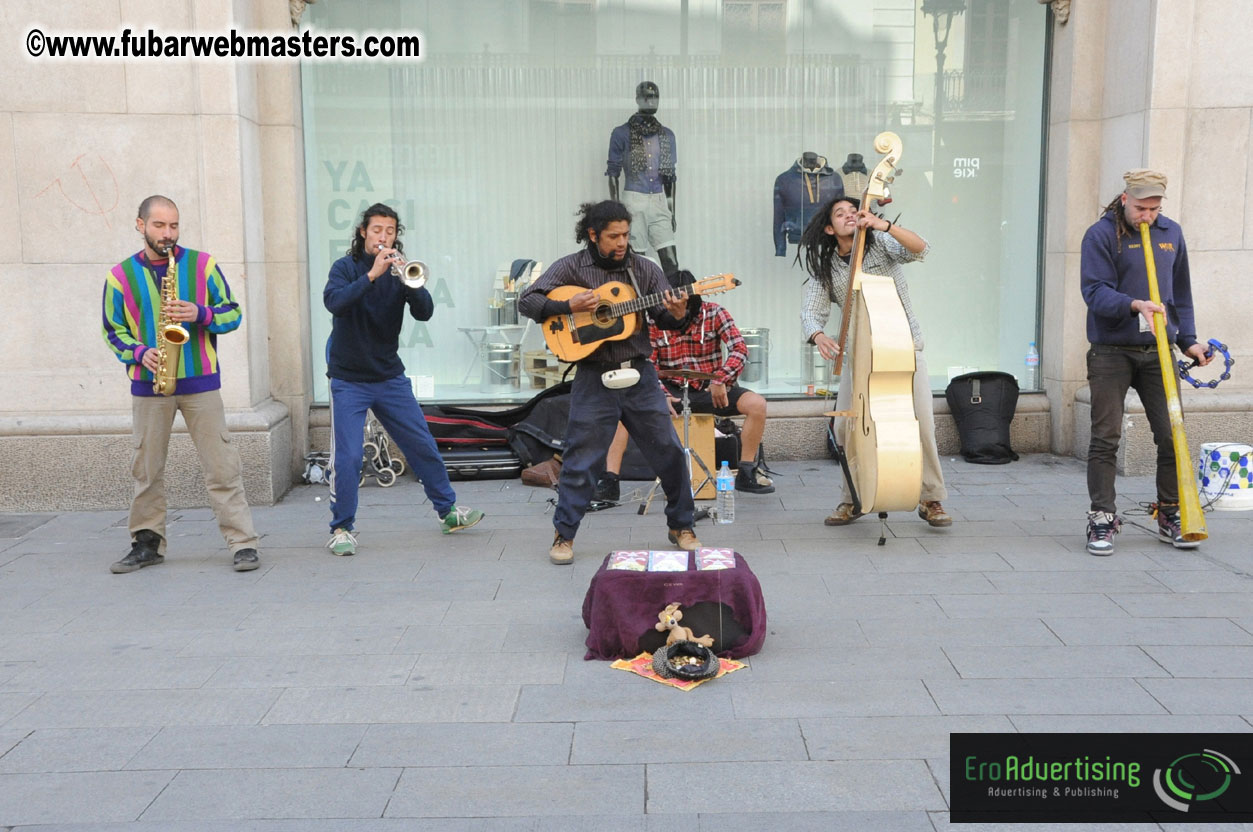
581,551,767,660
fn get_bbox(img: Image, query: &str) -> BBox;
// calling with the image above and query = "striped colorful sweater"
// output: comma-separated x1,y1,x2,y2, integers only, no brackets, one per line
102,246,242,396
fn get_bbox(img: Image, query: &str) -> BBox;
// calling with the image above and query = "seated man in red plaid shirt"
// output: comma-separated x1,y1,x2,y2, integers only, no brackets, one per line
597,270,774,498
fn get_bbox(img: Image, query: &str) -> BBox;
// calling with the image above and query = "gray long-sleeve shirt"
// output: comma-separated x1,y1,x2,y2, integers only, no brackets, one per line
519,249,686,364
800,232,929,350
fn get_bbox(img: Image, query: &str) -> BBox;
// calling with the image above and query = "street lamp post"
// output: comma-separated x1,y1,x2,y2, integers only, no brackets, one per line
922,0,966,128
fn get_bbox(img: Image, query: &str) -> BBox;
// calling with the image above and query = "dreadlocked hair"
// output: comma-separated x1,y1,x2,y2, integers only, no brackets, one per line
574,200,632,244
1100,194,1129,254
347,203,406,260
793,195,874,299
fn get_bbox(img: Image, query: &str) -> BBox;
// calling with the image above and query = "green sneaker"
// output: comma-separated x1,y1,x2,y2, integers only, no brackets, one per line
440,505,484,534
327,527,357,556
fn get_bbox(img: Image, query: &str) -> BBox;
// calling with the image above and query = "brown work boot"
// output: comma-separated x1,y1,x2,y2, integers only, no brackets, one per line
824,503,862,526
667,528,701,551
549,533,574,565
918,501,952,527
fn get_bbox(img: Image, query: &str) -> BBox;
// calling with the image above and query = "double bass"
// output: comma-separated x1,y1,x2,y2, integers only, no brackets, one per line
831,132,922,517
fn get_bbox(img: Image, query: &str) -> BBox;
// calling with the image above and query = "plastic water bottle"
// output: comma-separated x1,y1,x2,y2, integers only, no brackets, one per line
1024,342,1039,390
716,460,735,524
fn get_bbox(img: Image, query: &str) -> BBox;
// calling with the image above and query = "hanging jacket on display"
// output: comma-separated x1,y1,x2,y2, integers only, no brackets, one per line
772,156,843,256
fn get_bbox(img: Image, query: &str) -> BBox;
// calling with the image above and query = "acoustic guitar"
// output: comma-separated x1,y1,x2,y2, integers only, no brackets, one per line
541,273,739,362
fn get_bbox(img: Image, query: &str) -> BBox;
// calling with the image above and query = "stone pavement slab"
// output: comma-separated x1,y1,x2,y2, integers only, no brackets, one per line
124,724,367,770
0,771,174,825
4,689,282,730
350,722,573,767
645,760,944,813
1043,616,1253,645
261,684,519,724
943,645,1168,678
800,714,1014,760
386,764,645,817
730,679,939,718
8,820,541,831
924,678,1168,715
0,727,157,773
140,767,401,821
571,717,805,764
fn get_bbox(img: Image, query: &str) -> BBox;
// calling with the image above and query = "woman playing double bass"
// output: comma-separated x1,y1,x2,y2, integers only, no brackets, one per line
797,194,952,527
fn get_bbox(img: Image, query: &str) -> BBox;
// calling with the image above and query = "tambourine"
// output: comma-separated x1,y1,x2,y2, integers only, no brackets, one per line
1177,338,1234,389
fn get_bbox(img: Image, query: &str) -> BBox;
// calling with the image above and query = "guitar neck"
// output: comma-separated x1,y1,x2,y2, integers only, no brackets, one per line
607,290,671,317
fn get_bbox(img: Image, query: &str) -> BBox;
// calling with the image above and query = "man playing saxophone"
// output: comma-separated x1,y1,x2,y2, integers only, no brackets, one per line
101,195,261,573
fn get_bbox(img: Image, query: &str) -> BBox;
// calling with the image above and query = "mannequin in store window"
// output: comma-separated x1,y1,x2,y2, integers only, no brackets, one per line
773,151,842,256
839,153,869,198
606,81,679,277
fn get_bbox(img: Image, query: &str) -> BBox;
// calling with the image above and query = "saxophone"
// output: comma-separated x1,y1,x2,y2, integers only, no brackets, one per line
153,243,189,396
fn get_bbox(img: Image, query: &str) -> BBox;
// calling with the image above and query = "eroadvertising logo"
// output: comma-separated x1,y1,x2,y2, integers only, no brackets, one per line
950,733,1252,823
1153,749,1240,812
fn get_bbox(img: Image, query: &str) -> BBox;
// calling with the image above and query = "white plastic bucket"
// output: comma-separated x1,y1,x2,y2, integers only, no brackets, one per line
1196,442,1253,511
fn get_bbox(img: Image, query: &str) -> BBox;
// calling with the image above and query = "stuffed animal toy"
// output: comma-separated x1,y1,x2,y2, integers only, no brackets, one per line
654,602,715,648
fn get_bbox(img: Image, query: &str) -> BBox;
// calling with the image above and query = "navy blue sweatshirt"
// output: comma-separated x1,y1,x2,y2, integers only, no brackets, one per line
1080,211,1197,350
324,251,434,382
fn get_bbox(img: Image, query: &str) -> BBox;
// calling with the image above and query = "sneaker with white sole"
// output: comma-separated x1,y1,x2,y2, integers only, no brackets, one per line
1085,510,1120,556
440,505,485,535
1153,502,1201,549
327,527,357,556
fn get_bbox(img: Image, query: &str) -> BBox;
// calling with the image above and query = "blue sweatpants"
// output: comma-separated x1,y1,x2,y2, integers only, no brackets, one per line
554,360,694,540
328,375,457,533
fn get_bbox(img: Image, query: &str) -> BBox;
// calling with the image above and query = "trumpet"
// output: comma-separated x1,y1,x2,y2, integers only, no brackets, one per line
376,243,428,289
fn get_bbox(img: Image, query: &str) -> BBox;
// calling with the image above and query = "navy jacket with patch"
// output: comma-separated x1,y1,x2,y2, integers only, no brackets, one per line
1080,211,1196,351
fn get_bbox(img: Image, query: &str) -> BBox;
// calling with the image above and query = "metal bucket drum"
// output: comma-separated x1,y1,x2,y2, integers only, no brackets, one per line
739,327,769,385
480,342,521,394
490,291,519,326
1196,442,1253,511
802,341,835,390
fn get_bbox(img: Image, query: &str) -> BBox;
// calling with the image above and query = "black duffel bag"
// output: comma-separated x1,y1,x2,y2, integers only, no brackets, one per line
945,371,1020,465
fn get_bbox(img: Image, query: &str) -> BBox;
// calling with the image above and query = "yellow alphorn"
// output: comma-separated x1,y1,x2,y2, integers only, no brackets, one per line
1139,221,1206,543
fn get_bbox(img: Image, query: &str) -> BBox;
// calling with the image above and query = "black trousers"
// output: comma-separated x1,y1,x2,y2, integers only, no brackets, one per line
554,359,694,540
1086,344,1176,513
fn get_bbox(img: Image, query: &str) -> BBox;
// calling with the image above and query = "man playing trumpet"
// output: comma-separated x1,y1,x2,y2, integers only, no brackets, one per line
322,204,484,556
1080,169,1211,556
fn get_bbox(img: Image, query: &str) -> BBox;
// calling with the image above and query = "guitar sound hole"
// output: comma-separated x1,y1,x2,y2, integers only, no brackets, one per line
593,305,612,325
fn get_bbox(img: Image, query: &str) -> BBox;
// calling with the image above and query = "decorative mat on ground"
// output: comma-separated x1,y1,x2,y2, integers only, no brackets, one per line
611,652,746,691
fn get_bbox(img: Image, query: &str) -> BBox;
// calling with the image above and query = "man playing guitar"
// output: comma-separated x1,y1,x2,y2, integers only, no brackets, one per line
518,200,701,565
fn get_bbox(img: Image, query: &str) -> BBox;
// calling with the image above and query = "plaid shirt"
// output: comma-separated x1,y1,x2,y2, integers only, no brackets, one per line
649,300,746,391
800,231,929,350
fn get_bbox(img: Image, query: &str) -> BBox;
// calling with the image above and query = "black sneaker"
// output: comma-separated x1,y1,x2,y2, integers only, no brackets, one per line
1154,503,1201,549
110,529,164,573
735,462,776,494
593,472,620,502
232,548,260,572
1085,511,1121,556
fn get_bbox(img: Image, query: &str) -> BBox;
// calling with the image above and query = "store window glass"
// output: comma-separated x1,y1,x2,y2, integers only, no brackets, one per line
302,0,1048,404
